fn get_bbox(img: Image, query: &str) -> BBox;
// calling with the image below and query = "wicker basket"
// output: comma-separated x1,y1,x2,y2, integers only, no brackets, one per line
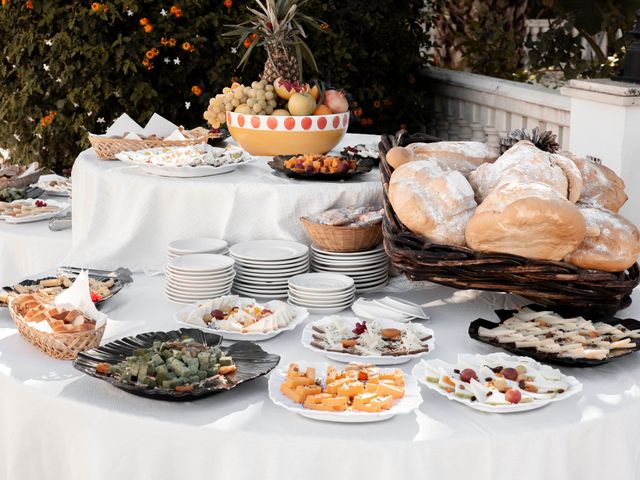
379,132,640,318
89,133,213,160
301,217,383,253
0,169,43,189
9,300,106,360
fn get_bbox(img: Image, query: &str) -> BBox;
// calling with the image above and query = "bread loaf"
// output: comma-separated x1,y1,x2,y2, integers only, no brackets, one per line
388,160,477,246
468,140,582,203
465,171,586,261
564,206,639,272
559,150,627,212
386,142,499,175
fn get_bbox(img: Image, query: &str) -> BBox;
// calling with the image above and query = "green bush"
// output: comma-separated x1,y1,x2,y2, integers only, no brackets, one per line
0,1,430,171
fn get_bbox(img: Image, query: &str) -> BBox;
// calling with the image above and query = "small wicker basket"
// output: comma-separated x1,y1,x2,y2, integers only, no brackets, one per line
9,300,106,360
300,217,383,253
88,133,212,160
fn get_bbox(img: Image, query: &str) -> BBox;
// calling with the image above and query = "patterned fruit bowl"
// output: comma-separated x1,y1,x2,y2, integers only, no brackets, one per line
226,111,349,157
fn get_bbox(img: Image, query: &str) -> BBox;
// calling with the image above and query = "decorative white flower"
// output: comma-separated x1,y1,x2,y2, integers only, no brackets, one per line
160,8,167,16
164,57,170,64
73,102,79,108
27,116,34,122
35,133,42,139
43,63,50,71
173,57,181,65
127,10,134,16
56,77,62,83
185,102,191,110
45,39,53,46
231,46,238,54
13,134,21,142
97,117,105,124
87,111,93,117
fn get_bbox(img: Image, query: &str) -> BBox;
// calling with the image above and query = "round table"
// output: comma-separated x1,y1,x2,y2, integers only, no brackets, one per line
66,134,382,274
0,198,71,285
1,274,639,480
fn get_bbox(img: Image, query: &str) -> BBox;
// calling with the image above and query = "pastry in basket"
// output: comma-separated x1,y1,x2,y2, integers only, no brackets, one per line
477,306,640,361
560,150,627,212
284,154,356,174
465,170,586,261
305,205,383,227
279,363,405,412
309,316,431,356
564,206,640,272
386,141,500,176
388,159,477,246
13,294,97,333
468,140,583,204
179,295,300,334
0,275,115,306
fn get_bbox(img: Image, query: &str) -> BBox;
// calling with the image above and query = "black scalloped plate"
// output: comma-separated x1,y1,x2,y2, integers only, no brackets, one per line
73,328,280,400
268,155,374,181
468,304,640,367
1,274,126,310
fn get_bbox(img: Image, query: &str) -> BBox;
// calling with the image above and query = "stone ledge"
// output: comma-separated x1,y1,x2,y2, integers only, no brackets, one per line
561,78,640,106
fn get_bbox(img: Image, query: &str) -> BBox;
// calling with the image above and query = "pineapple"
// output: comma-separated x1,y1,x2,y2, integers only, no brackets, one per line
224,0,324,83
499,127,560,154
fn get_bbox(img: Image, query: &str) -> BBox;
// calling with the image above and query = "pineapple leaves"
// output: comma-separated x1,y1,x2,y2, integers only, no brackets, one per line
237,37,260,71
297,40,318,73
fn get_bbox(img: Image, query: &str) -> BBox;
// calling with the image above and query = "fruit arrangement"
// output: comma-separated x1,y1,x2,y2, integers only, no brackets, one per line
204,0,350,129
283,154,356,174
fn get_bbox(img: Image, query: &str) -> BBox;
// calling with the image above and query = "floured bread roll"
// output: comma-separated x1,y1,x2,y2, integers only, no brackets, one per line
465,171,586,261
389,160,477,246
386,142,499,175
559,150,627,212
469,140,582,203
564,206,639,272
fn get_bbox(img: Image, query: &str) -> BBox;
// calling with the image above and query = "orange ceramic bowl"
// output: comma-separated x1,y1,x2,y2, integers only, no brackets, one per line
226,111,349,156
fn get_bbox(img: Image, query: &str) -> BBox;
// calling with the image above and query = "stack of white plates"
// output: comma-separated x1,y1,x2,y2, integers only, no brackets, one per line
168,238,229,262
165,254,235,304
229,240,309,298
310,245,389,293
288,273,356,314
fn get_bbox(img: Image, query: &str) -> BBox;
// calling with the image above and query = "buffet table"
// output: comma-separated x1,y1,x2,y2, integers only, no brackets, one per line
1,274,639,480
0,212,71,285
66,134,382,273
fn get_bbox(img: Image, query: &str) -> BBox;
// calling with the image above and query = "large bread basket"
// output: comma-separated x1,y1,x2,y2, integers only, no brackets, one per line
9,298,105,360
379,132,639,318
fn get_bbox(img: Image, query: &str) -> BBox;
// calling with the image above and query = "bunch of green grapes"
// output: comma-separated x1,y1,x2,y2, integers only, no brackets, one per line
204,80,279,128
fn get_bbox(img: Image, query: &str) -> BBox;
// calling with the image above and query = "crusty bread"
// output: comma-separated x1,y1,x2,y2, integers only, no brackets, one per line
559,150,627,212
468,140,582,203
388,160,477,246
466,171,586,261
386,142,499,175
564,206,639,272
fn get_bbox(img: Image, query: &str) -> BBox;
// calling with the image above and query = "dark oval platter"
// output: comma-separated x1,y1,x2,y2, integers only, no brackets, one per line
468,304,640,367
73,328,281,401
1,274,127,310
268,155,374,181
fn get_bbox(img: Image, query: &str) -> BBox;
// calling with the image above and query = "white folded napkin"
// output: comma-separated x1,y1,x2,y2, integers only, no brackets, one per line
54,270,108,326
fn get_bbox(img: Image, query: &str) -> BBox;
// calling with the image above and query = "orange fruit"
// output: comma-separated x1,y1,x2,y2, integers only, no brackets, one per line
313,104,332,115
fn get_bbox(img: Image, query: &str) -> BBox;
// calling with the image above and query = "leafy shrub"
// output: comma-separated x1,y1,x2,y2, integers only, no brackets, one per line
0,1,430,170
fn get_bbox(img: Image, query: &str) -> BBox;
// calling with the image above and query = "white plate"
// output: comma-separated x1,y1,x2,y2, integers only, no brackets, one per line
169,238,229,255
174,297,309,341
268,361,423,423
232,255,309,267
412,353,583,414
230,240,309,262
311,251,387,262
234,271,300,283
166,281,234,295
168,254,234,272
351,298,415,322
310,256,388,267
288,292,356,306
1,199,70,224
355,281,389,293
288,285,356,299
234,268,309,279
233,260,309,271
33,174,72,196
233,281,289,292
165,284,232,296
373,297,429,320
166,271,235,282
288,273,355,293
287,299,353,314
311,263,389,274
118,151,255,178
165,291,231,304
302,316,435,365
354,276,390,288
232,288,288,299
311,245,384,257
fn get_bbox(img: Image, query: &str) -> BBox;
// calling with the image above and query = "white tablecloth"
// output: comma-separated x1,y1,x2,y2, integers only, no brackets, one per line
0,212,71,285
1,275,639,480
66,134,383,273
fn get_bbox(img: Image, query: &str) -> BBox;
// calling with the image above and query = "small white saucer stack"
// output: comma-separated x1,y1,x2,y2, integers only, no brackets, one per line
310,245,389,293
165,254,235,304
167,238,229,262
229,240,309,298
288,272,356,314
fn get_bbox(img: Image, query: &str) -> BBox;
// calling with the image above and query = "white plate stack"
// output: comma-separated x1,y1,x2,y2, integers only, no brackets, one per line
310,245,389,293
229,240,310,298
165,254,235,304
168,238,229,262
288,273,356,314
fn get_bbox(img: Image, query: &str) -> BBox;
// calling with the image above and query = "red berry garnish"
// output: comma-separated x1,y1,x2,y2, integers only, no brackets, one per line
352,321,367,335
211,309,225,320
90,291,102,302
